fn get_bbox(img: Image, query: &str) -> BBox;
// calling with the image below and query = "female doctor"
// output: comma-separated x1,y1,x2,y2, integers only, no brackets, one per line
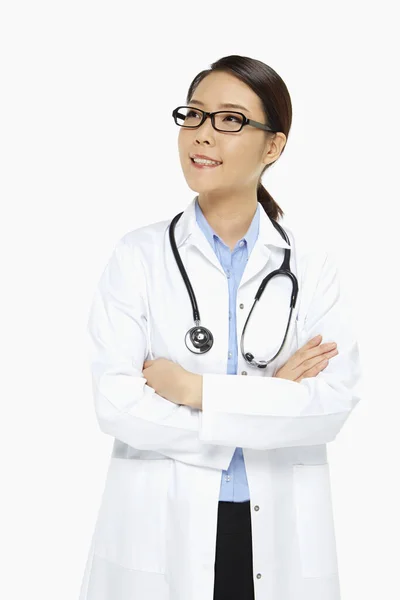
79,55,362,600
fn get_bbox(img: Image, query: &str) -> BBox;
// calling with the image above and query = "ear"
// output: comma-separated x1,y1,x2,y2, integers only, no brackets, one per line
262,131,287,164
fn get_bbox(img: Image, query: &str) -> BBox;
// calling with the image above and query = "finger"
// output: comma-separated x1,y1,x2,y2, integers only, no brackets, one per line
297,341,337,366
298,349,336,374
306,335,322,346
294,357,329,382
289,336,322,372
305,344,338,363
290,347,331,379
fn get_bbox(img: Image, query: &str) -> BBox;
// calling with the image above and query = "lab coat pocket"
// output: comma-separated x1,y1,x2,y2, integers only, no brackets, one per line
93,457,172,573
292,463,339,578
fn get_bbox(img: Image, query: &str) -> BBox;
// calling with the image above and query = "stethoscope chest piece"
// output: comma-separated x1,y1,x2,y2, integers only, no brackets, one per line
185,325,214,354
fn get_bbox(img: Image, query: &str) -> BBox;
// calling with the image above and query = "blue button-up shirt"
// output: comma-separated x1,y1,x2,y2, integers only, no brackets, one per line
195,197,260,502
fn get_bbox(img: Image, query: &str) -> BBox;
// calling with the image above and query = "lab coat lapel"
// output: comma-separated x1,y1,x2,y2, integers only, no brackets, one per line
239,239,272,289
240,201,291,289
173,197,226,277
187,228,226,277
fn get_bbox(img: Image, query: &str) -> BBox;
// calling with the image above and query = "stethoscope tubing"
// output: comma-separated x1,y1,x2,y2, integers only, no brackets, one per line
168,210,299,369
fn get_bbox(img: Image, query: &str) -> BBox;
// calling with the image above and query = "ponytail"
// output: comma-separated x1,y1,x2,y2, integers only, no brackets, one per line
257,182,284,222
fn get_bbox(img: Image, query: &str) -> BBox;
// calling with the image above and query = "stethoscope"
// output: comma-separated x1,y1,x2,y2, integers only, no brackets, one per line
168,210,299,369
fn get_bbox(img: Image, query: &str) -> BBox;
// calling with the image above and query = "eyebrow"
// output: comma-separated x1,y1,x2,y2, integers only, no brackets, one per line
189,99,250,113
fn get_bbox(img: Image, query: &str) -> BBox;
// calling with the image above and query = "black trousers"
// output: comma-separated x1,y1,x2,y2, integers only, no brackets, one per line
213,500,255,600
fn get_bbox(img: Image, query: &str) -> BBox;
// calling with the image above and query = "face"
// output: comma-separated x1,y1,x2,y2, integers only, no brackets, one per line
177,71,286,198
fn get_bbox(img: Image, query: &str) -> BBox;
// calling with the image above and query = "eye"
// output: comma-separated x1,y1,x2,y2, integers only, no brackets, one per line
223,114,241,123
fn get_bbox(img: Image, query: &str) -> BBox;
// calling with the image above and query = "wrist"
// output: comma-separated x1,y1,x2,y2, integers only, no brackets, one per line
185,372,203,410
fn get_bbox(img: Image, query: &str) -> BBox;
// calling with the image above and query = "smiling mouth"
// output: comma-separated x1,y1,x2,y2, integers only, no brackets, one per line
190,157,222,168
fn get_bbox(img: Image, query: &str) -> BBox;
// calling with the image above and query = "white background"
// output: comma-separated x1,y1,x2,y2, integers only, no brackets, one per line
1,1,399,598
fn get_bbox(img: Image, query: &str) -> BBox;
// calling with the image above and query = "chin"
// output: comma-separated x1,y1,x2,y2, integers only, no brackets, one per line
193,184,221,196
183,178,211,194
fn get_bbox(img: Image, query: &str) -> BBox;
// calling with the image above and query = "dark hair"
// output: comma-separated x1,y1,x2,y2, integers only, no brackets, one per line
185,55,292,221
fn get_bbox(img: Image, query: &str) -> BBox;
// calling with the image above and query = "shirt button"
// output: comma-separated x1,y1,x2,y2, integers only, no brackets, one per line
256,573,262,579
239,303,244,309
227,270,230,279
229,312,232,320
225,475,231,482
241,371,248,376
228,352,232,359
254,505,259,511
239,240,245,247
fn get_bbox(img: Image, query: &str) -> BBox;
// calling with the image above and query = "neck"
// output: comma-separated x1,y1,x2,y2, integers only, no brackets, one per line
197,191,258,248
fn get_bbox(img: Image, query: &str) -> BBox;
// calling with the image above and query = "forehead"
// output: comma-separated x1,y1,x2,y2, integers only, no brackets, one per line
190,71,263,115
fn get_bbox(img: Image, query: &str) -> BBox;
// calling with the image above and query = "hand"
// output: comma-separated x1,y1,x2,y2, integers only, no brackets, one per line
273,334,338,383
143,358,194,406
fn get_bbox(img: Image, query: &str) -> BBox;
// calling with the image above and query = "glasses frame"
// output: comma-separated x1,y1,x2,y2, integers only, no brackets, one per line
172,105,277,133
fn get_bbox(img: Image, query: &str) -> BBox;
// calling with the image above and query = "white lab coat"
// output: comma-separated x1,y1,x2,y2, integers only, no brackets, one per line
79,195,362,600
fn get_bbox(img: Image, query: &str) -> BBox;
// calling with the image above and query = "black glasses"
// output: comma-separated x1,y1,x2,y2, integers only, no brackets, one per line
172,105,277,133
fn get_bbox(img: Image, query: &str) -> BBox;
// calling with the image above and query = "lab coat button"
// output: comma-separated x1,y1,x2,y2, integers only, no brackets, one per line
239,303,244,309
241,371,248,375
254,505,259,511
256,573,262,579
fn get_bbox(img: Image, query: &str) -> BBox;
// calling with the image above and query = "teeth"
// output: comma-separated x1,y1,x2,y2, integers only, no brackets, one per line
192,157,221,165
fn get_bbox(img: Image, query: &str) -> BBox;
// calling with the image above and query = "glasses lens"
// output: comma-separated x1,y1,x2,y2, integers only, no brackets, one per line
174,106,204,128
214,112,244,132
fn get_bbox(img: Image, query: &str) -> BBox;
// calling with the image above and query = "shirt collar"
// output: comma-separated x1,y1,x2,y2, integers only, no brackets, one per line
194,196,260,255
174,195,291,250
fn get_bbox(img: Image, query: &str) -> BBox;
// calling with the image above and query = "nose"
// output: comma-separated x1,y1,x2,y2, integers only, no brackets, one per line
195,114,215,143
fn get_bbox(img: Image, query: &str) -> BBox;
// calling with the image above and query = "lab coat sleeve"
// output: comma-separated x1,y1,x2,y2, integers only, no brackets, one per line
87,238,235,471
199,250,363,449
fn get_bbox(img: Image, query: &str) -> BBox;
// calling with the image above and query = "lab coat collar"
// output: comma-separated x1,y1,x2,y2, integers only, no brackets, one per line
174,195,291,250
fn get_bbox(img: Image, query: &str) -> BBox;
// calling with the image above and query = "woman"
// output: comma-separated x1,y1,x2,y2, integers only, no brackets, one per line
79,55,361,600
